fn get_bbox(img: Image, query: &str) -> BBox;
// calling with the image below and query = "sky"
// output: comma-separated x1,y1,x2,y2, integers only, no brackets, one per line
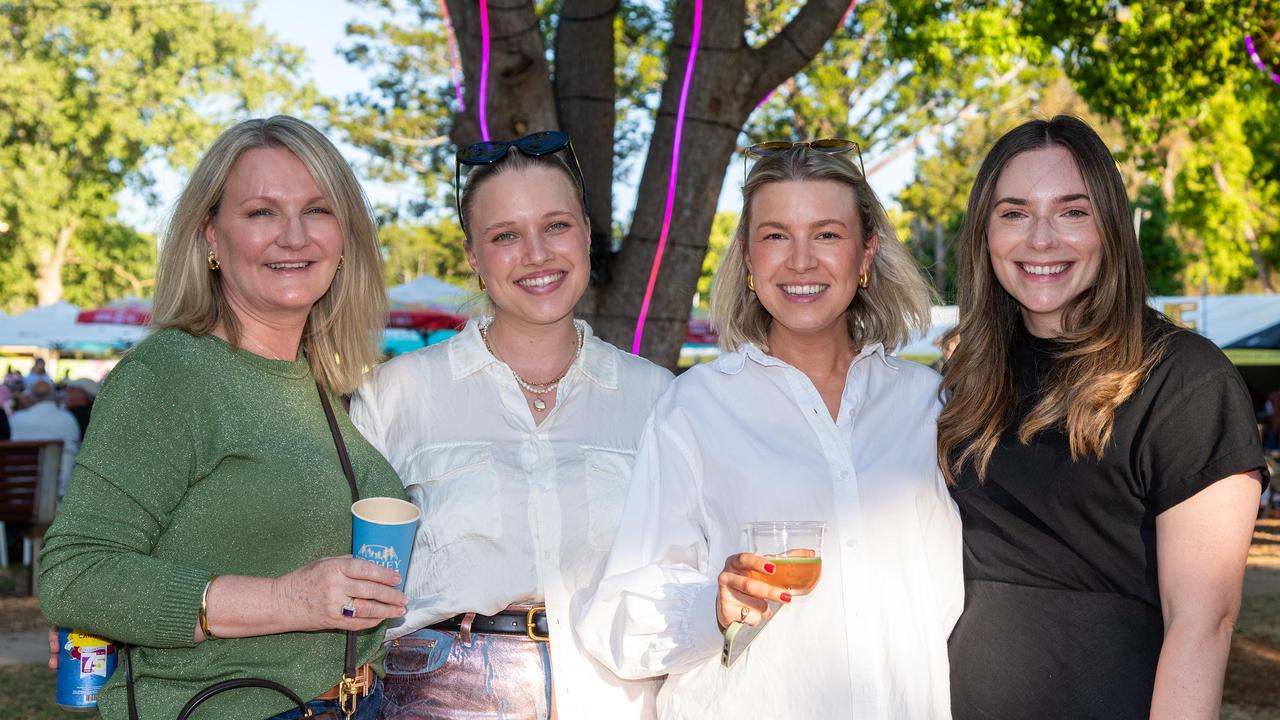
120,0,918,232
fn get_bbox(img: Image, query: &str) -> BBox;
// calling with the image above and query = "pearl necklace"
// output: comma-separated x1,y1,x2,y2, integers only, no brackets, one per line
480,321,585,412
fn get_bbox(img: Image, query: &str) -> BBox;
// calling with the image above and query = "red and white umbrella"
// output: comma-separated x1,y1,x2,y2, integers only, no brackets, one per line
76,296,469,334
76,298,152,326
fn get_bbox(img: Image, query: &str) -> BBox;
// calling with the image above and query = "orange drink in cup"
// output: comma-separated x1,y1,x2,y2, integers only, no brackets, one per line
744,521,825,596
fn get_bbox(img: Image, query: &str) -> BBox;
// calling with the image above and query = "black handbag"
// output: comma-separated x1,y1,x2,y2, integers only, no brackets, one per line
124,382,367,720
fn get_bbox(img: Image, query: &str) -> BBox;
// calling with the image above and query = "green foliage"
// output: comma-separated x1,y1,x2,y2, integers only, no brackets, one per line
1016,0,1266,142
337,0,457,210
1133,186,1184,296
63,220,157,309
380,220,473,288
1012,0,1280,291
893,0,1280,295
0,1,312,308
332,0,673,213
696,211,738,309
745,1,1043,173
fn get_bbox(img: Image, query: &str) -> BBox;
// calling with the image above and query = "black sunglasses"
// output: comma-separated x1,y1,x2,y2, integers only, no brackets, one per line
454,130,587,223
743,138,866,183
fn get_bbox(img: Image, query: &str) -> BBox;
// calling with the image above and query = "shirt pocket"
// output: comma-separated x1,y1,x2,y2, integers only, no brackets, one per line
403,443,500,552
581,446,636,552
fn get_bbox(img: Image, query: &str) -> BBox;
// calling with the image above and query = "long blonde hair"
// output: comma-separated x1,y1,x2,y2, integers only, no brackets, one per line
709,146,933,353
151,116,386,394
937,115,1176,484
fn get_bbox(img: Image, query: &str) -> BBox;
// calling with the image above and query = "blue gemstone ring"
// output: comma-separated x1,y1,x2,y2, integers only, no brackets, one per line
341,600,357,618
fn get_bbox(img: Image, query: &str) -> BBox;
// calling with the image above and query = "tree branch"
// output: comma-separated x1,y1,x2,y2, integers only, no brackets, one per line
750,0,852,97
374,131,451,149
554,0,619,285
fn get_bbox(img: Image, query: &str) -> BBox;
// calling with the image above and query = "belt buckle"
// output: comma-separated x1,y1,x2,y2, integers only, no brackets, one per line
526,605,549,641
338,665,372,718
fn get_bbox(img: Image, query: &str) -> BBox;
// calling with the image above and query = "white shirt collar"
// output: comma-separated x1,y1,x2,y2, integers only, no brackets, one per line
715,340,897,375
449,317,618,390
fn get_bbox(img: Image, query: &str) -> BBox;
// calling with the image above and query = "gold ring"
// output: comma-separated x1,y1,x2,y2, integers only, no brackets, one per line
739,606,749,623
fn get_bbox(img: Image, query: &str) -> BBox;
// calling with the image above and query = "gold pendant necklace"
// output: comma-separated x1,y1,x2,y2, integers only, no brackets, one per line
480,322,584,412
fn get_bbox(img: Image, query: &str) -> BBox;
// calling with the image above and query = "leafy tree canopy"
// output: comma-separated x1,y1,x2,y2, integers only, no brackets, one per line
0,1,314,309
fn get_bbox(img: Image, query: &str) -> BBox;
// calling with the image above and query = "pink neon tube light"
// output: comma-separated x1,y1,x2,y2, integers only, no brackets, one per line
841,0,858,27
1245,35,1280,86
440,1,466,111
632,0,704,354
478,0,492,141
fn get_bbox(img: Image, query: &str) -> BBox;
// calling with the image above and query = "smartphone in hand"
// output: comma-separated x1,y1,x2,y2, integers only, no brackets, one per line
721,599,782,668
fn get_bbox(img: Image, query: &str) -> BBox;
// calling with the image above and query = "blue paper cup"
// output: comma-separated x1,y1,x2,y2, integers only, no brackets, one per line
352,497,420,592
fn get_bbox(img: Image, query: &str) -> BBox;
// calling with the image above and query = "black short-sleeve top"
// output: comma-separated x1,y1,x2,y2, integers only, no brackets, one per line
951,319,1270,609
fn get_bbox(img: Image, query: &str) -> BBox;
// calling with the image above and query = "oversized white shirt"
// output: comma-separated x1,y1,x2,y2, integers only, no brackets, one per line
10,400,81,497
350,318,672,720
577,343,963,719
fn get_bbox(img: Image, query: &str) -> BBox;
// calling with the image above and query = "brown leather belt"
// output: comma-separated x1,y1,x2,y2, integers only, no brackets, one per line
315,663,374,701
430,604,550,642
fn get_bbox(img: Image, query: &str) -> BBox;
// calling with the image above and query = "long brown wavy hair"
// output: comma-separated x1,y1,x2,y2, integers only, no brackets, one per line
937,116,1176,484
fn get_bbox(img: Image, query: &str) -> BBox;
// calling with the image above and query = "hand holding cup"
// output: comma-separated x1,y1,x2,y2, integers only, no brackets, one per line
271,555,408,633
716,553,791,630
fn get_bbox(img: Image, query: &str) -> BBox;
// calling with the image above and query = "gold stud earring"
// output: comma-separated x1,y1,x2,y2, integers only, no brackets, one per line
336,255,344,271
478,276,487,292
207,249,220,271
746,273,755,292
859,271,870,289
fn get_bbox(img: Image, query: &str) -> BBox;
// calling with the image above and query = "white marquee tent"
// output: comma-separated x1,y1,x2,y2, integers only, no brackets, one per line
0,302,148,350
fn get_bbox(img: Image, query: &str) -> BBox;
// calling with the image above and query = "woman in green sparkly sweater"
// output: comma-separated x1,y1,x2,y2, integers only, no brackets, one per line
39,116,408,720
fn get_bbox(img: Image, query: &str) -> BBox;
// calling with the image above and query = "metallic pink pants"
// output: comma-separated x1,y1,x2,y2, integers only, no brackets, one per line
378,626,553,720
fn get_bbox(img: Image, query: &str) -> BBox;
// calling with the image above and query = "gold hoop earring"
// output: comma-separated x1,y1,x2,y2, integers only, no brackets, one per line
859,271,870,289
478,276,487,292
746,273,755,292
336,255,344,271
207,249,220,271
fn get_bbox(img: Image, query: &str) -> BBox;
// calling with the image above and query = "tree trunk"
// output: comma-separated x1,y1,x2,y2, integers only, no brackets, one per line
445,0,853,367
34,223,75,307
554,1,618,294
595,0,853,365
445,0,558,147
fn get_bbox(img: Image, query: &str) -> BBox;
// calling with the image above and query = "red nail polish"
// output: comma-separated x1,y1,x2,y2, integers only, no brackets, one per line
763,562,776,574
780,593,792,603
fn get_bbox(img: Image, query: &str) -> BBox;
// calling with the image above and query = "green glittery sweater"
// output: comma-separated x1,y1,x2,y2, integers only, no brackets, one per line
39,328,407,720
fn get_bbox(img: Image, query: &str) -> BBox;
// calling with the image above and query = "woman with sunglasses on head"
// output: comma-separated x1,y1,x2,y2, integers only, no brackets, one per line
578,141,963,719
350,131,673,720
941,116,1268,719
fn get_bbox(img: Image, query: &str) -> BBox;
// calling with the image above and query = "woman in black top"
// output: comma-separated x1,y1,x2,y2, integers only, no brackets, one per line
939,116,1268,720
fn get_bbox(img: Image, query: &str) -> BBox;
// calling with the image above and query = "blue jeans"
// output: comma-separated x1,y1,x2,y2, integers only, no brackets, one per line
267,676,383,720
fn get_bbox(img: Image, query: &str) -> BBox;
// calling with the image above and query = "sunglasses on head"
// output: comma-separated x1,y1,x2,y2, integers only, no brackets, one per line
743,138,866,183
454,130,587,222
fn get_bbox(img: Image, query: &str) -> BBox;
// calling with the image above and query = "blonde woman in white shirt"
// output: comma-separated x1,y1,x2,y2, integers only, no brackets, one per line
350,132,672,720
578,141,964,719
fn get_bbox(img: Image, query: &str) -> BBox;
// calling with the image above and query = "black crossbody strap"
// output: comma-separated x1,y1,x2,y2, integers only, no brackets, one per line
126,642,139,720
315,382,362,685
316,382,361,505
123,383,364,719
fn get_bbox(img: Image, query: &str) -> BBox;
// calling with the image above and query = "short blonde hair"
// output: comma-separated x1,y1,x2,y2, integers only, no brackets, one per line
151,116,386,394
709,147,933,353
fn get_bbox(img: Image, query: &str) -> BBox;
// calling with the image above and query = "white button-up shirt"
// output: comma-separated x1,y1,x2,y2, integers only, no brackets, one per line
10,400,81,497
577,343,963,719
350,318,672,719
